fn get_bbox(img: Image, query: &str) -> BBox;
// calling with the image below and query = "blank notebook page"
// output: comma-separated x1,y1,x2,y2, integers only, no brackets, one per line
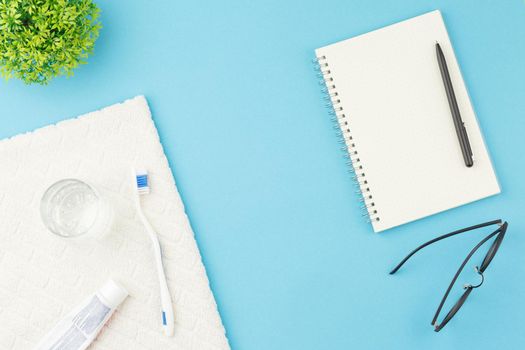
315,10,500,232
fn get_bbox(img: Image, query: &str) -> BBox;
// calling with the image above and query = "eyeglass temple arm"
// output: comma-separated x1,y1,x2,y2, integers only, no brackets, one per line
431,225,503,326
389,219,502,275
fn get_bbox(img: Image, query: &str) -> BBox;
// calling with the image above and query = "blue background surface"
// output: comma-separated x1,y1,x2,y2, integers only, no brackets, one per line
1,1,524,349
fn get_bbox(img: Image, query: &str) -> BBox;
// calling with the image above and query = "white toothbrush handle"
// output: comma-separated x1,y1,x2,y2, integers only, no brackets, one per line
140,212,175,336
153,239,175,337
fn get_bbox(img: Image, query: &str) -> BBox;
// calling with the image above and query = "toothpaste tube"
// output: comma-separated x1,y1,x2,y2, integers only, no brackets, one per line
34,279,128,350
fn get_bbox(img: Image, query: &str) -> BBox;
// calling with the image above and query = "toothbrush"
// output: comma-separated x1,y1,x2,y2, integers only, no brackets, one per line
133,169,175,337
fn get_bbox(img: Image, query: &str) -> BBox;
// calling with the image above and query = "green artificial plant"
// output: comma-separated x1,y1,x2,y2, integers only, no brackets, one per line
0,0,101,85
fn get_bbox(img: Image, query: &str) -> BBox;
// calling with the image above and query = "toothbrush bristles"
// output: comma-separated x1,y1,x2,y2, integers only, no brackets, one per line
136,172,150,195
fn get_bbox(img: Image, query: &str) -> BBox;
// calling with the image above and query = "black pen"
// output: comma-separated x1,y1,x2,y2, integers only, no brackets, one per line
436,42,474,167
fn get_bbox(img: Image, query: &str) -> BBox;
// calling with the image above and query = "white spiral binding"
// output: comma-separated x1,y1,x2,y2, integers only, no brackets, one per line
313,55,380,224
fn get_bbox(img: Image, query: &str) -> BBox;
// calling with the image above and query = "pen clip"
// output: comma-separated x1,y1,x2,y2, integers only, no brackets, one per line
462,123,473,157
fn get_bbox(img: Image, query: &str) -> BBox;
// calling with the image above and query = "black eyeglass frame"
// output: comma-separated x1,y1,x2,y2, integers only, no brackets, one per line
390,219,508,332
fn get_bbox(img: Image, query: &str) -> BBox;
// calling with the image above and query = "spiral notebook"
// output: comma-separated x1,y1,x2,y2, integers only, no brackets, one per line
315,10,500,232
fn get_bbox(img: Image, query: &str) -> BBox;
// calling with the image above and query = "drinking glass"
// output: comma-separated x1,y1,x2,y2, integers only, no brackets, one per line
40,179,113,238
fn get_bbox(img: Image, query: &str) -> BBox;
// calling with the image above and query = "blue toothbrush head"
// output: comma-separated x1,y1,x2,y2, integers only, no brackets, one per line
135,170,150,195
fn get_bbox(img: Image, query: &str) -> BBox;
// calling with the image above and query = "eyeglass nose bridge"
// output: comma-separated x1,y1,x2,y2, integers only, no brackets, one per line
463,266,484,290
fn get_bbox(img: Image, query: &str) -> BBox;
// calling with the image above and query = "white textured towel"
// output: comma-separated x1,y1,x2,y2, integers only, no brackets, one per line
0,96,230,350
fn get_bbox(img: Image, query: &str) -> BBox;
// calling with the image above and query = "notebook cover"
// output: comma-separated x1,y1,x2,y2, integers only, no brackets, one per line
315,10,500,232
0,96,230,349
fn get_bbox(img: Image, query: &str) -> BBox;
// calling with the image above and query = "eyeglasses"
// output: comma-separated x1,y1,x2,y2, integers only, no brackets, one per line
390,219,508,332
